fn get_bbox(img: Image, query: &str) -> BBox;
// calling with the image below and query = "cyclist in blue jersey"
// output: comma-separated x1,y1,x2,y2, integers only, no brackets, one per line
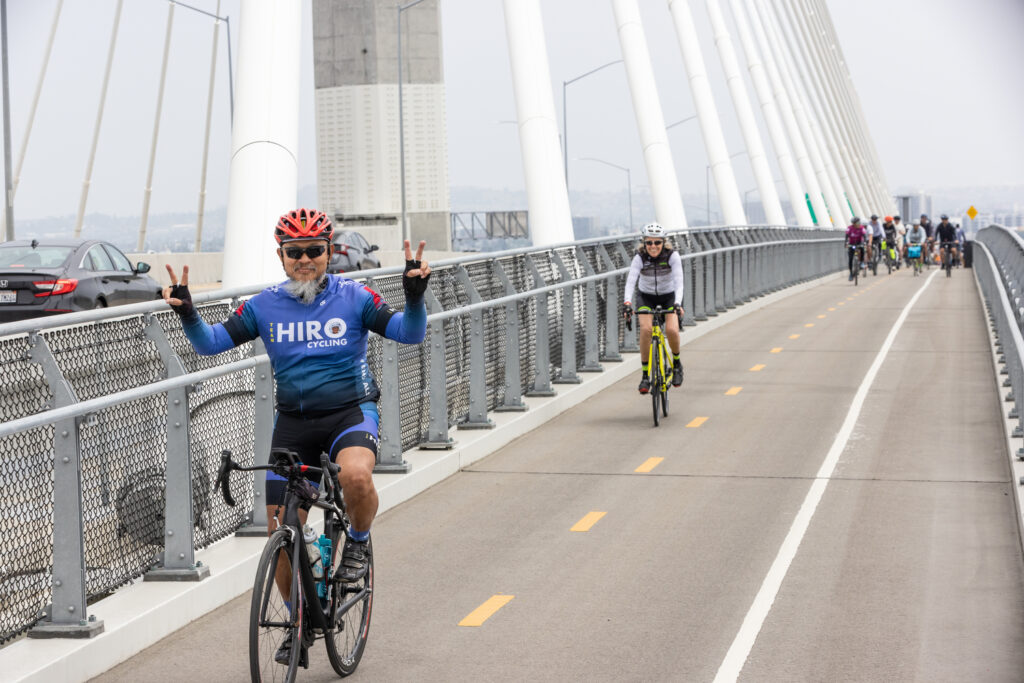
163,208,430,661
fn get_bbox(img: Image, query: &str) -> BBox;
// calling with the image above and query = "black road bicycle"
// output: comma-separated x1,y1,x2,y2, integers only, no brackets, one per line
216,448,373,682
940,242,955,278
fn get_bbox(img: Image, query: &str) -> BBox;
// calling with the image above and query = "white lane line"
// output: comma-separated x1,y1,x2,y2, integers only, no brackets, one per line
713,270,938,683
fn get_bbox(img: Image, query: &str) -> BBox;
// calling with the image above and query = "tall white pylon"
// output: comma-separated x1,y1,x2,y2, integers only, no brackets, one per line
222,0,301,288
705,0,784,225
611,0,688,231
667,0,746,226
503,0,575,245
727,0,812,227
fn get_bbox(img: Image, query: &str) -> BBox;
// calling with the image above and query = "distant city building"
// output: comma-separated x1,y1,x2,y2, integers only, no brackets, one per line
312,0,451,249
894,192,932,222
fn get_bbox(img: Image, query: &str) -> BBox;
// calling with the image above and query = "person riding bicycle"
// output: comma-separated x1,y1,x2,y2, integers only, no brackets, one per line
935,214,958,265
867,215,884,266
955,223,966,266
920,213,934,261
892,214,907,260
845,216,867,280
623,222,685,393
904,220,926,255
882,216,898,265
162,208,431,662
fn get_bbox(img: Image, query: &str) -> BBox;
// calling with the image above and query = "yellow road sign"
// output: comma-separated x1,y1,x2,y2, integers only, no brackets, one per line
967,206,978,219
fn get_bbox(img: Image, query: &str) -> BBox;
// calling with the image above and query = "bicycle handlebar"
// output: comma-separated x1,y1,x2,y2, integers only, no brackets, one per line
215,448,342,508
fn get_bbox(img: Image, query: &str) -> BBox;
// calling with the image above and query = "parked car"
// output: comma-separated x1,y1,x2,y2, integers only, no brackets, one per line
327,231,381,274
0,238,161,323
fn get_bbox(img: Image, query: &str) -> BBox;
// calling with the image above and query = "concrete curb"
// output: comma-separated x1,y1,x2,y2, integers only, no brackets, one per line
0,272,842,682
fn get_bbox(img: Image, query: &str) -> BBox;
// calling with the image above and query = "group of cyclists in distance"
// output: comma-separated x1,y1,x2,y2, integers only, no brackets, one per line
845,212,965,280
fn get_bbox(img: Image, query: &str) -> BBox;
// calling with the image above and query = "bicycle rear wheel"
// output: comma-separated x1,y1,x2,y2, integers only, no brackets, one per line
325,535,374,676
250,528,302,683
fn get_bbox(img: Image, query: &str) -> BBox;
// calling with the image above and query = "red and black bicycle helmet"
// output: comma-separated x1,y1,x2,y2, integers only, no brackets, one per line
274,208,333,245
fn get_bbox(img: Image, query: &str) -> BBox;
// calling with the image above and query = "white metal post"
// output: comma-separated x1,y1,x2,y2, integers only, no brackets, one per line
783,0,870,220
741,0,827,225
74,0,124,238
705,0,785,226
727,0,812,227
611,0,688,230
667,0,746,226
503,0,574,245
137,2,175,252
222,0,301,288
752,0,841,227
195,1,222,253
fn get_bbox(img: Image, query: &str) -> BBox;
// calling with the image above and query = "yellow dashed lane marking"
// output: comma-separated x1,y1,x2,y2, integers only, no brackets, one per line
789,334,800,339
817,315,826,319
750,364,766,372
846,297,854,301
828,307,836,311
459,595,515,627
687,416,709,428
635,457,664,473
804,323,815,328
770,347,782,354
570,511,607,532
725,386,743,395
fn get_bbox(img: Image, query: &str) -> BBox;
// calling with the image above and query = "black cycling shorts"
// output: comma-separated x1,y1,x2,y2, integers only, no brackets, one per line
266,402,379,506
635,291,677,313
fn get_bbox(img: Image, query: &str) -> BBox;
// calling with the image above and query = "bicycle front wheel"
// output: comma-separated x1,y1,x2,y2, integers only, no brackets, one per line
650,355,661,427
250,528,302,683
325,536,374,676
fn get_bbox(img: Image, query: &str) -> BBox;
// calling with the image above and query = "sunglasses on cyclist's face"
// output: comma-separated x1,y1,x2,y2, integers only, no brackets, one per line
645,240,663,247
283,244,328,260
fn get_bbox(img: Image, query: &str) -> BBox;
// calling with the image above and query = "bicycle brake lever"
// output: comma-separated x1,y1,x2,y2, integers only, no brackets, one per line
216,450,237,507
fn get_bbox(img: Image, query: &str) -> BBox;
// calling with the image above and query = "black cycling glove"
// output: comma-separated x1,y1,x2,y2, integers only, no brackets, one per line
168,283,195,318
403,259,431,298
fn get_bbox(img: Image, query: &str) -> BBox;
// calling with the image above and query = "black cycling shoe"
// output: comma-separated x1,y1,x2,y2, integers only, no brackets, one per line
275,632,296,666
338,539,370,582
672,360,683,387
638,376,651,394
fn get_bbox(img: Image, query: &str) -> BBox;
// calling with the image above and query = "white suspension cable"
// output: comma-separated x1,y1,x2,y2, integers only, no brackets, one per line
195,0,222,253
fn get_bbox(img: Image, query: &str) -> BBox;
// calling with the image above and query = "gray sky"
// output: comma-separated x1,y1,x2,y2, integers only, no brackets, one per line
4,0,1023,222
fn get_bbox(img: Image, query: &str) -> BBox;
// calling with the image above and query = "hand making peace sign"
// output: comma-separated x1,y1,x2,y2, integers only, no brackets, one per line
402,239,432,297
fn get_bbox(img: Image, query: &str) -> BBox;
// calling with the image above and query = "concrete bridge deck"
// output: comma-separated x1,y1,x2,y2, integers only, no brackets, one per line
77,267,1024,680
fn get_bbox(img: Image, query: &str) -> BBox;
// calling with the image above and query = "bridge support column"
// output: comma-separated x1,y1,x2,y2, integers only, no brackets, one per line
551,252,581,384
491,260,529,411
578,248,604,372
27,335,104,639
525,257,556,396
421,291,457,448
455,266,495,429
236,341,273,535
597,245,624,361
141,316,210,580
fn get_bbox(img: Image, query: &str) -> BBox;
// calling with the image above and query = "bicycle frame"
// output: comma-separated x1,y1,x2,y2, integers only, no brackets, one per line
218,450,369,635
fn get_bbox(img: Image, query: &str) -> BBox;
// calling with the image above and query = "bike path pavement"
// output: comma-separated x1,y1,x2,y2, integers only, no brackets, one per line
88,268,1024,681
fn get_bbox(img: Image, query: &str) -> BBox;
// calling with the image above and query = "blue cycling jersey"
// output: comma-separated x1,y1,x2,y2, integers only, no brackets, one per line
180,274,426,415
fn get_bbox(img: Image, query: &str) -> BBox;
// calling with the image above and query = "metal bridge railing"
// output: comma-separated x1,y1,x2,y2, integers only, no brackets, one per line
0,226,842,642
974,225,1024,449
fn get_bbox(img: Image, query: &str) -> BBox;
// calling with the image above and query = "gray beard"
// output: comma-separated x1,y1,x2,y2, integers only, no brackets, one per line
283,275,325,305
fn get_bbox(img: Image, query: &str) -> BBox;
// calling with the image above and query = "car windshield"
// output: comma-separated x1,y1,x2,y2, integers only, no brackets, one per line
0,245,74,268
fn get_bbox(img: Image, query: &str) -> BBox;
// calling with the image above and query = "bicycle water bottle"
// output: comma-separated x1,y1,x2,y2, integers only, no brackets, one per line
302,524,324,580
316,535,332,604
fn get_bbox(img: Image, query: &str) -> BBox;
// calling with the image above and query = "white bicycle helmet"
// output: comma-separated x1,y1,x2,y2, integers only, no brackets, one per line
641,222,666,239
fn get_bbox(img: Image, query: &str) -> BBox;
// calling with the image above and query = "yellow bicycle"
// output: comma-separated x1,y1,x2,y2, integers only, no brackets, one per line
626,305,674,427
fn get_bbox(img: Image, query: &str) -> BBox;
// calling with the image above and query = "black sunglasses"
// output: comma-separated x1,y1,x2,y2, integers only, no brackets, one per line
283,244,327,260
645,240,663,246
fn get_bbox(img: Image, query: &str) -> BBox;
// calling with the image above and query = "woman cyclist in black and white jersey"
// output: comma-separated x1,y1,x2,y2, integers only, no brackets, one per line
622,223,685,394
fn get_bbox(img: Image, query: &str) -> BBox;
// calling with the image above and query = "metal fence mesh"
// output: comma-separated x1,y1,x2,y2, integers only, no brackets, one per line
0,230,842,641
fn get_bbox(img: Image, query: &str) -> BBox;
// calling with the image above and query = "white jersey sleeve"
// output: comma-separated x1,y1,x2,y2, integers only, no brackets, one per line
670,251,684,304
624,253,642,304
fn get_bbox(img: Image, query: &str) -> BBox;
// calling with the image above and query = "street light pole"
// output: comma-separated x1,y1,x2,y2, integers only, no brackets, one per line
577,157,632,230
562,59,622,191
0,0,13,240
398,0,427,244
